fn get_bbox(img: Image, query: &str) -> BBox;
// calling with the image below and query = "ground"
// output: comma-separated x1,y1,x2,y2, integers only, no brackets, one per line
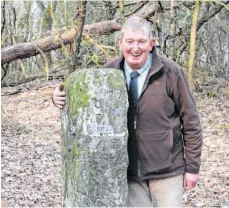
1,79,229,207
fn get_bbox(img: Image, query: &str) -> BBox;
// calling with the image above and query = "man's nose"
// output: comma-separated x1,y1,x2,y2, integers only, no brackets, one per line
132,42,139,50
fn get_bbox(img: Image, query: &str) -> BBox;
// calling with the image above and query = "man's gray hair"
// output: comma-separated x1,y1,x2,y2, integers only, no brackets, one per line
120,16,153,40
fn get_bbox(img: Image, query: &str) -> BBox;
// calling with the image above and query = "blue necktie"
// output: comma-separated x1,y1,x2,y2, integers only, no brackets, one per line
128,71,140,129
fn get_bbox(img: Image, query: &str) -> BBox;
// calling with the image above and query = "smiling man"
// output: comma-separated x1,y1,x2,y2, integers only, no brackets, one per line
117,27,155,70
53,16,203,207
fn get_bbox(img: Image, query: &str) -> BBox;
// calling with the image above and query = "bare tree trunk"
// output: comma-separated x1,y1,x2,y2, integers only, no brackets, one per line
188,0,200,89
169,0,176,59
36,1,57,67
119,0,125,24
71,0,87,73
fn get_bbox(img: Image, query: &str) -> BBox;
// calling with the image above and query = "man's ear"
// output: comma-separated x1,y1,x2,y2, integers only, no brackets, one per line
149,37,157,50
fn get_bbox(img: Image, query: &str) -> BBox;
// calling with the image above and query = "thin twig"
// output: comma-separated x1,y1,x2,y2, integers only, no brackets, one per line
31,45,49,80
1,64,9,82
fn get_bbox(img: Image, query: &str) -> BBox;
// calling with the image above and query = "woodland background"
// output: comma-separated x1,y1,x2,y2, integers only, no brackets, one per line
1,0,229,207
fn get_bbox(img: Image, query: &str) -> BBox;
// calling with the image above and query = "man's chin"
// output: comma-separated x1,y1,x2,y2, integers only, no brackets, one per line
129,63,143,70
129,60,141,65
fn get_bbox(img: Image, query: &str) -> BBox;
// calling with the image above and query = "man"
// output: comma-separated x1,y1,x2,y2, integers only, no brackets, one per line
53,16,202,207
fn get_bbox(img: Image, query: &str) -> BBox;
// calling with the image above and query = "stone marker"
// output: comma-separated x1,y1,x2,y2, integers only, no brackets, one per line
61,68,129,207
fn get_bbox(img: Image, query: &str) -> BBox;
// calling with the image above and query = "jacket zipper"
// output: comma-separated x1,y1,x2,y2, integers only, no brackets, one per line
135,64,164,178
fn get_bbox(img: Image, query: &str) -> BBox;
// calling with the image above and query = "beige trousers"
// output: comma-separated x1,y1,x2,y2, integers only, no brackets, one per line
128,174,184,207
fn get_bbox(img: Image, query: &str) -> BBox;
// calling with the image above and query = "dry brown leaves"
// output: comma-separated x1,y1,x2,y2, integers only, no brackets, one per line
1,82,229,207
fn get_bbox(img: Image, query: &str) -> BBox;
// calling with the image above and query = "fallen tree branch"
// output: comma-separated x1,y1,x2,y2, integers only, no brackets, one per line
1,20,121,65
1,2,161,65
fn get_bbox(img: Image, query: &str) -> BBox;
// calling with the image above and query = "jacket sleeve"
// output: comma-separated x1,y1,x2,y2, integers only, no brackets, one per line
102,59,119,69
173,68,203,174
102,62,113,68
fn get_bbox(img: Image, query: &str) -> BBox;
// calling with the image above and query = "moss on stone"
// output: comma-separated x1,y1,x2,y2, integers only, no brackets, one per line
93,70,103,86
64,70,90,118
108,70,125,89
72,139,80,160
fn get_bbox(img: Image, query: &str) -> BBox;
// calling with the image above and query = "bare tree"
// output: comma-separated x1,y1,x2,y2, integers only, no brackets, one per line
71,0,87,72
1,0,228,95
188,0,200,88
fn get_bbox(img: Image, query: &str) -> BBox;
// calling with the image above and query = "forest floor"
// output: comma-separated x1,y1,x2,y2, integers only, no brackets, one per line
1,79,229,207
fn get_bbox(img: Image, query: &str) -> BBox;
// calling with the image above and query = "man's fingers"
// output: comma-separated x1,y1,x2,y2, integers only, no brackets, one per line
184,180,195,191
56,91,66,97
183,176,192,191
183,176,187,188
59,97,66,101
55,104,64,109
184,172,199,191
55,100,65,106
52,83,66,109
54,95,66,101
56,104,64,109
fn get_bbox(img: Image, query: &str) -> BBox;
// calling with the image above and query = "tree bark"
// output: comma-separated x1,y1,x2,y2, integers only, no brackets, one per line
118,0,125,24
36,1,55,67
169,0,176,59
71,0,87,72
61,68,129,207
188,0,200,89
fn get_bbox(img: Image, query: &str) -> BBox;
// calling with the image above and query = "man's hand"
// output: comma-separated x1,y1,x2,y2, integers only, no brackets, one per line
183,172,199,191
52,83,66,109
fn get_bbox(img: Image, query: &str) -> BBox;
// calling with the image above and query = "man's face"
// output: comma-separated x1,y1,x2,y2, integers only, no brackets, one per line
118,29,156,70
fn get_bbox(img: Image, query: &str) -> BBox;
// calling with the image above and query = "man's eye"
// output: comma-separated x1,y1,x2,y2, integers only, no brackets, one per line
140,40,146,44
126,40,133,44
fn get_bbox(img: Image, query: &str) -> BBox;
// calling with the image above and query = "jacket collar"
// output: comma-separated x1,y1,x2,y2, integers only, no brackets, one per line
140,47,164,97
148,46,164,76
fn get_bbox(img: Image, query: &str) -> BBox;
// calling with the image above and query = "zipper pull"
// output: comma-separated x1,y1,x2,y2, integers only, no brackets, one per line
133,120,136,129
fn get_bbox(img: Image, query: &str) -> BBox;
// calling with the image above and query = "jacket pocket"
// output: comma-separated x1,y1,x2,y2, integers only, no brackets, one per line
138,130,173,175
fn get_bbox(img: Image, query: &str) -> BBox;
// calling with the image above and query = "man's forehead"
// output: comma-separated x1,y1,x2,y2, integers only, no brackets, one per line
123,27,147,34
122,29,149,38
